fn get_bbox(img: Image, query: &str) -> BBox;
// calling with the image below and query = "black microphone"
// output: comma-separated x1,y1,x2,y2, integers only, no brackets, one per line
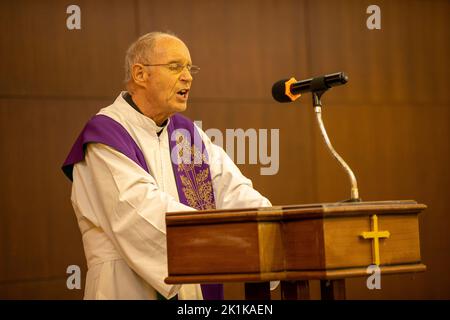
272,72,348,103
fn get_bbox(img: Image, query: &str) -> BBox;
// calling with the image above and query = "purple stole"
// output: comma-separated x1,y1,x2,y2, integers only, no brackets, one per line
62,113,223,300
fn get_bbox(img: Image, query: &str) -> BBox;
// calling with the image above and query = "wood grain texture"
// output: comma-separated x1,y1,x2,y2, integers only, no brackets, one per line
137,0,309,101
307,0,450,105
165,263,427,284
0,277,85,300
283,219,326,270
165,201,425,285
167,222,262,275
0,98,103,294
0,0,449,299
258,222,285,273
0,0,136,98
323,214,421,268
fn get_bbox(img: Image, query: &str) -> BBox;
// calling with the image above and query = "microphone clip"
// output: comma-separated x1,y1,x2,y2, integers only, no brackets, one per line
285,77,302,102
310,76,330,107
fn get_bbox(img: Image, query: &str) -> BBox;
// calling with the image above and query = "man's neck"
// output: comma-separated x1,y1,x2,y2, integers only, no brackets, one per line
125,92,168,127
124,91,142,114
124,92,168,130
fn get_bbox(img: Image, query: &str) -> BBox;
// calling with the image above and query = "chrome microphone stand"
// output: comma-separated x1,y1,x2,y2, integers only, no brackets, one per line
312,90,361,202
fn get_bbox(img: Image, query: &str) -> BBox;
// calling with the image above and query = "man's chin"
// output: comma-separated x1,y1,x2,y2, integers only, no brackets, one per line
173,102,188,113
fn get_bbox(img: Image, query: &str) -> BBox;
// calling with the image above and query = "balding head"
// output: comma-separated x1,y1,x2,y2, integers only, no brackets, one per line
124,31,180,83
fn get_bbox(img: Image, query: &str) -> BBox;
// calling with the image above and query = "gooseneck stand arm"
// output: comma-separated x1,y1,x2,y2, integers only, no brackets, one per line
312,90,360,202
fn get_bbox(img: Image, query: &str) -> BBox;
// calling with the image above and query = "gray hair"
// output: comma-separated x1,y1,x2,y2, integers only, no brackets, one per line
124,31,179,83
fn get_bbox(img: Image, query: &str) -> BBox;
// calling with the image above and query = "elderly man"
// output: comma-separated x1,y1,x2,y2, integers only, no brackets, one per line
62,32,272,300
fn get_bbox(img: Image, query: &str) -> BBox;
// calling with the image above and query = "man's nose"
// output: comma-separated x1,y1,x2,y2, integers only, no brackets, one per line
180,67,193,82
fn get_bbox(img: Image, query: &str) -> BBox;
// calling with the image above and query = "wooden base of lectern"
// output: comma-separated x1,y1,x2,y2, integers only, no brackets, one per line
165,200,426,300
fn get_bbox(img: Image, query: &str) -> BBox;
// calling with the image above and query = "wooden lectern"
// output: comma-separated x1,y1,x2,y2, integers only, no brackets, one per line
165,200,426,300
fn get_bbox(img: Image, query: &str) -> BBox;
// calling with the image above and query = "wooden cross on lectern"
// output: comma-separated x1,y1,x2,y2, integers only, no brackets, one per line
360,215,390,266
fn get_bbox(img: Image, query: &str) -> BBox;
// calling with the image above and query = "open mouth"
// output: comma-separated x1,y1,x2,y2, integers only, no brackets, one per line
176,89,189,99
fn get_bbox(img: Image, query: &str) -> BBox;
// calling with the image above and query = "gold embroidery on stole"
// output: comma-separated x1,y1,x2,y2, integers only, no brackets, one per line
175,132,215,210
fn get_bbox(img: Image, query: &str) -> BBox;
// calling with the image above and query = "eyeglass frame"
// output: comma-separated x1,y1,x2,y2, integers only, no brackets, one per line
141,62,200,75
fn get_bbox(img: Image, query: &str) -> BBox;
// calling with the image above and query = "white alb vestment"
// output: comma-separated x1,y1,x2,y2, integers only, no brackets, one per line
71,92,272,300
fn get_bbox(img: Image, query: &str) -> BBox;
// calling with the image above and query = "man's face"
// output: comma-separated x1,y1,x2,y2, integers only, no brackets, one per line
142,36,193,119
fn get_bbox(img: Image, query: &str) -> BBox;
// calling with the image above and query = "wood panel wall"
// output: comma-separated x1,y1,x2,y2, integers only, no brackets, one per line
0,0,448,299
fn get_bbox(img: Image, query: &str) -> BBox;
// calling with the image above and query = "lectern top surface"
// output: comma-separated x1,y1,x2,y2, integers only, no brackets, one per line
166,200,426,226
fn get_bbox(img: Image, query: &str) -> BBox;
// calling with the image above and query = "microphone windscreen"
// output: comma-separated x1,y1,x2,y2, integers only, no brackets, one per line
271,79,292,103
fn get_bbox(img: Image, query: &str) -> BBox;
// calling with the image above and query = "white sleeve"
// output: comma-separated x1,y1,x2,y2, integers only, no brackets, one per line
72,143,195,299
195,125,272,209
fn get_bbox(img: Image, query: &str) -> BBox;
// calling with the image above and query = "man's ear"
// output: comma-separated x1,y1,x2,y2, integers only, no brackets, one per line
132,64,148,88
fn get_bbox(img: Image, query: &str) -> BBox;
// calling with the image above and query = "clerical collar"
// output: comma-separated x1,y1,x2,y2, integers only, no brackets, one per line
123,92,167,136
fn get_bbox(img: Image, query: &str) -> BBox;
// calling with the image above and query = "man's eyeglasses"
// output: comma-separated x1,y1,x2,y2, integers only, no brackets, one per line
142,63,200,75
